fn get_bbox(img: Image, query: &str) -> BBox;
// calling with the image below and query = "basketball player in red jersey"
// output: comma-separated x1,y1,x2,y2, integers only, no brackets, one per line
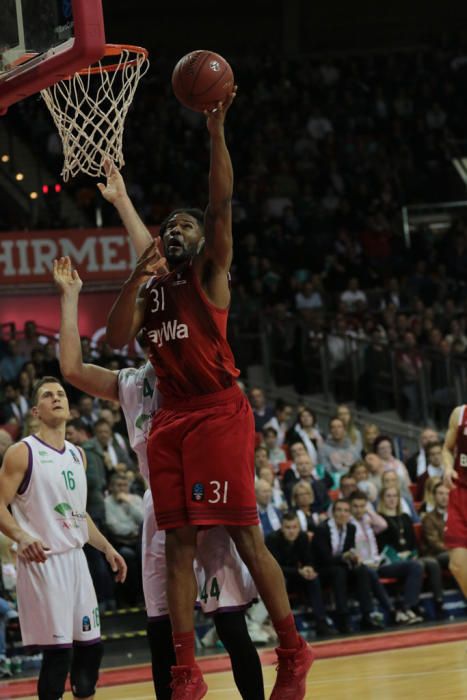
106,90,314,700
443,405,467,598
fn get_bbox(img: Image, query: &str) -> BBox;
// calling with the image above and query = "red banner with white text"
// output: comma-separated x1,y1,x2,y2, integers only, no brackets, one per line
0,226,159,289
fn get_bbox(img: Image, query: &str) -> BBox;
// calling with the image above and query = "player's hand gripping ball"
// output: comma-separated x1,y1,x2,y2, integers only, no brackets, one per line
172,50,234,113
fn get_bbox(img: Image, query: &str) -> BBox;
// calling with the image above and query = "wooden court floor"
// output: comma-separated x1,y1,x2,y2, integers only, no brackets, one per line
18,639,467,699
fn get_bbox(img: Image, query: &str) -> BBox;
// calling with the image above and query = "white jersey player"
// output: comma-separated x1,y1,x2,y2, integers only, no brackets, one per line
118,363,257,620
54,255,264,700
0,377,127,700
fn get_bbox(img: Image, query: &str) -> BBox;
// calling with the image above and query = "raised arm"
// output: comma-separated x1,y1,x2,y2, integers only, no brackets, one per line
194,89,236,308
443,406,461,488
98,160,153,257
106,240,166,348
54,257,119,401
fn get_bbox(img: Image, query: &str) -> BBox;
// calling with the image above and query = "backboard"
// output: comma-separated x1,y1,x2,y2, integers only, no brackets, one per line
0,0,106,114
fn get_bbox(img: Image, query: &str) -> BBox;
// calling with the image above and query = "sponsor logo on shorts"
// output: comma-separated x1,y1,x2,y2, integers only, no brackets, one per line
192,482,205,502
53,634,64,639
82,616,91,632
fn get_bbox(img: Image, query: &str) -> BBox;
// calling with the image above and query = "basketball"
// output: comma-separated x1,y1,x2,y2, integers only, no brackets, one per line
171,50,234,113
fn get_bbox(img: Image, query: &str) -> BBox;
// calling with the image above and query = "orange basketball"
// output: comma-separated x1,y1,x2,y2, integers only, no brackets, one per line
172,50,234,113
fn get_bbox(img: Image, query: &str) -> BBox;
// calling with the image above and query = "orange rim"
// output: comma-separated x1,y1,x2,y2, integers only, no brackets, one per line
76,43,148,75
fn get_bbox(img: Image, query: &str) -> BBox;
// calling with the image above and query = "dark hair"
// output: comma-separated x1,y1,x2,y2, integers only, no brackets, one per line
282,511,299,523
349,490,368,503
433,481,448,496
425,441,442,456
66,418,88,434
31,376,64,405
94,418,112,430
340,473,356,484
329,416,344,427
109,473,128,487
275,398,292,413
332,498,350,513
298,407,316,426
263,426,278,437
160,208,204,236
373,435,394,454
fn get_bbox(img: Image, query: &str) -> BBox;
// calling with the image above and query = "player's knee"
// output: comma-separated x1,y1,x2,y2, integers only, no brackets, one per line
38,649,71,700
70,642,103,698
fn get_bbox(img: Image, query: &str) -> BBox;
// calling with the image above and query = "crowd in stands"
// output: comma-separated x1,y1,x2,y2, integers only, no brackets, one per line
3,38,467,425
0,320,463,668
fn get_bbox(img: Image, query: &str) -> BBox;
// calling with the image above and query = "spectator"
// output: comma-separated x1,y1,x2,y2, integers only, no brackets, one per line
377,486,445,617
295,278,324,311
0,383,29,425
262,427,286,468
337,474,358,500
0,341,26,382
420,483,450,599
91,418,135,475
286,407,323,463
16,320,43,360
105,473,143,605
256,479,282,537
78,394,99,429
396,332,423,424
415,441,445,501
257,465,287,511
320,417,360,481
17,370,33,402
266,512,336,637
291,481,322,534
336,404,363,455
381,470,419,522
283,453,329,512
349,491,424,625
254,446,273,475
364,452,385,494
373,436,411,490
99,407,130,457
313,499,383,632
340,277,368,312
264,399,294,446
249,387,274,432
419,476,442,515
348,462,378,502
362,424,381,456
405,428,440,483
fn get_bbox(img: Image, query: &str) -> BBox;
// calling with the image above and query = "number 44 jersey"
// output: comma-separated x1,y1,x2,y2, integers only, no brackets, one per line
11,435,88,554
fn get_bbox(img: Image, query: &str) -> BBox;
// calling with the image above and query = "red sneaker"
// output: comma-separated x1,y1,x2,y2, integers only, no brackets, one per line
170,665,208,700
269,636,315,700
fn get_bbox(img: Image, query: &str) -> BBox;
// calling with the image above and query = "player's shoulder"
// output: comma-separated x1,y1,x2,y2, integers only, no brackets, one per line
2,440,30,471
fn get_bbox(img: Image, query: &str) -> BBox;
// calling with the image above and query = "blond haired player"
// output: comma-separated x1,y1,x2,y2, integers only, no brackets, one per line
0,376,126,700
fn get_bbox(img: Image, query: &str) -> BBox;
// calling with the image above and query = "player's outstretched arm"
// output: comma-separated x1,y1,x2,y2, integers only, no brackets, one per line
196,89,236,306
106,240,166,348
97,160,157,258
85,514,127,582
443,406,460,489
0,443,49,562
54,257,119,401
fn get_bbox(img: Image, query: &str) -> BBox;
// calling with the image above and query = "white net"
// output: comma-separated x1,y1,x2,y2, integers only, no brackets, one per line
41,46,149,181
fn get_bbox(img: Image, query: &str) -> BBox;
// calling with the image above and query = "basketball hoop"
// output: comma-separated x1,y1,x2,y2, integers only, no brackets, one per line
41,44,149,181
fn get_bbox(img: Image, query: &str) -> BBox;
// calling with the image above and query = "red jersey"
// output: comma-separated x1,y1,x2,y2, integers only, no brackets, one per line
454,405,467,489
142,260,240,398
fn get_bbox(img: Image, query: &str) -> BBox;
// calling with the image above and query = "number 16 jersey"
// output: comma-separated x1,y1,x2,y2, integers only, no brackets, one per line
11,435,88,555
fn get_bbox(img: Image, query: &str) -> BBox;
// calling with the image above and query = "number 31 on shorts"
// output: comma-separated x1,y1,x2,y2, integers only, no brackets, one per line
208,480,229,504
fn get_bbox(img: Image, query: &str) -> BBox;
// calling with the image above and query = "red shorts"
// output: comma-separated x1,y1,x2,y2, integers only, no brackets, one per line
445,485,467,549
147,385,259,530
